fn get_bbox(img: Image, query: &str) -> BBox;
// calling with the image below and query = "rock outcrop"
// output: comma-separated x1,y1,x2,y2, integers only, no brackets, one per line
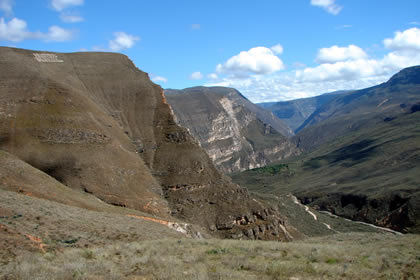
165,87,299,173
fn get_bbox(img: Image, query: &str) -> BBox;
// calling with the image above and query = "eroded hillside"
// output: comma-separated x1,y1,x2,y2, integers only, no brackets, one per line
166,87,299,173
0,47,297,241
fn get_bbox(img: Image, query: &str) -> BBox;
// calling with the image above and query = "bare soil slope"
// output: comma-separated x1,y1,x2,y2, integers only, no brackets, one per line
0,47,294,240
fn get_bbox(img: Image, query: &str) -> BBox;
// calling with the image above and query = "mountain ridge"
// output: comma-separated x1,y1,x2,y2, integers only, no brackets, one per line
0,46,296,241
258,90,353,132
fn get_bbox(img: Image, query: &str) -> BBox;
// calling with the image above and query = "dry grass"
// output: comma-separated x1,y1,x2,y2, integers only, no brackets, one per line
2,233,419,280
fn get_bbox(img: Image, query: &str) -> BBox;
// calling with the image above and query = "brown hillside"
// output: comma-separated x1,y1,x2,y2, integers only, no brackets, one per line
0,47,293,240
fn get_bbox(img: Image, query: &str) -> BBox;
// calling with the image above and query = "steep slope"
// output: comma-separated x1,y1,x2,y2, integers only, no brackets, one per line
233,110,420,233
0,47,294,240
295,66,420,150
259,90,351,132
232,67,420,233
165,86,298,173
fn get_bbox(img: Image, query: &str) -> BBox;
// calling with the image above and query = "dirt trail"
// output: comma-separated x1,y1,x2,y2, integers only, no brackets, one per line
319,211,403,235
289,194,334,231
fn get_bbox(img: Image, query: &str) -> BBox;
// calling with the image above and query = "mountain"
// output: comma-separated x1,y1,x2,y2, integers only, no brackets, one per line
295,66,420,150
165,86,299,173
258,90,352,132
232,66,420,233
0,47,296,241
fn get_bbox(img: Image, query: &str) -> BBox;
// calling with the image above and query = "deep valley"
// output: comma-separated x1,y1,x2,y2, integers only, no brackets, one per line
0,47,419,279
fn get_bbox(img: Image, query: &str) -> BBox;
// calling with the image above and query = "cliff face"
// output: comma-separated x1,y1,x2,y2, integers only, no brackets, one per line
0,47,295,240
165,87,299,173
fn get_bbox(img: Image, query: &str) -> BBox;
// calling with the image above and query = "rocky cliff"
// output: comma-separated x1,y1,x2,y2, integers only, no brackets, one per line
165,87,299,173
0,47,296,240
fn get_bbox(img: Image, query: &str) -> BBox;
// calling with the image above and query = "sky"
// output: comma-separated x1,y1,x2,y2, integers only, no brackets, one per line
0,0,420,103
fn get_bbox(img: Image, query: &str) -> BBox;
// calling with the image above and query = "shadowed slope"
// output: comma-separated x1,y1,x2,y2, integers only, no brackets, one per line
295,66,420,150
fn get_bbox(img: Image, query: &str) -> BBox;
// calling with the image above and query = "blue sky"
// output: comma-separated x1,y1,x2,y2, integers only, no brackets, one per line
0,0,419,102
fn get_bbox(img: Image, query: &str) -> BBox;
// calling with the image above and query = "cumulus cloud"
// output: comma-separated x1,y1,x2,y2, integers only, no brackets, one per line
384,27,420,52
310,0,342,15
0,17,75,42
60,13,83,23
51,0,84,22
190,71,203,80
51,0,83,11
271,44,283,55
0,0,13,14
207,27,420,103
109,32,140,51
216,46,285,78
296,59,385,83
44,25,75,41
152,76,168,83
0,17,32,42
315,44,368,63
291,29,420,96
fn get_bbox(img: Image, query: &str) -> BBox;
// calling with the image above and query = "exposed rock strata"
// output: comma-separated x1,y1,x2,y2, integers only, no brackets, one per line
166,87,299,173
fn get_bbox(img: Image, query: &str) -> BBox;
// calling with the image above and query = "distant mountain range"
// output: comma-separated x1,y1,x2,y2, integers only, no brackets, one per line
258,90,353,132
165,87,298,173
233,65,420,233
295,65,420,150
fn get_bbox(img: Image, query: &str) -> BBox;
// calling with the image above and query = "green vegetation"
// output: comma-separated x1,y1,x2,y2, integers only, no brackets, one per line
252,164,289,175
2,233,418,279
232,111,420,233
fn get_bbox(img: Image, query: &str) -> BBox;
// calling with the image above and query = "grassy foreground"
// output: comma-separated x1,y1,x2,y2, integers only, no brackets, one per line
2,233,419,280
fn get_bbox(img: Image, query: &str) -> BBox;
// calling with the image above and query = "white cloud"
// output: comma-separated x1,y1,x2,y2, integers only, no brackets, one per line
207,27,420,103
109,32,140,51
0,17,32,42
384,27,420,52
44,25,75,41
271,44,283,55
296,59,385,83
51,0,83,11
290,29,420,96
0,0,13,14
190,71,203,80
191,24,200,30
152,76,168,83
207,73,218,80
409,21,420,26
60,13,83,23
216,46,285,78
316,44,368,63
310,0,342,15
0,17,74,42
